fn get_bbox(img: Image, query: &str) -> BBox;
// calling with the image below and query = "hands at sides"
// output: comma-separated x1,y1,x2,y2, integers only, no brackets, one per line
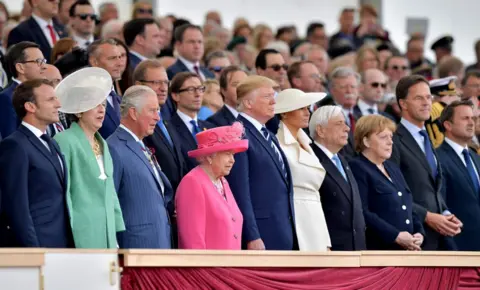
247,238,266,250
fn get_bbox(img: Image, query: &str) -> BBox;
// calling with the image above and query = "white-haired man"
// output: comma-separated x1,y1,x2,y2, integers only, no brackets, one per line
309,105,366,251
107,85,173,249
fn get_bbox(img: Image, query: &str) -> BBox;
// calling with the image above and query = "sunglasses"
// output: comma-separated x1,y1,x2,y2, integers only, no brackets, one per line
137,8,153,14
268,64,289,72
391,65,408,71
209,66,225,73
370,82,387,89
76,13,97,21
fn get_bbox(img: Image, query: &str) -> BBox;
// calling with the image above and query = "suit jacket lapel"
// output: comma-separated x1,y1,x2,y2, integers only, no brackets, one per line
442,143,478,199
153,125,175,155
172,113,197,149
397,124,434,179
28,17,50,50
222,106,236,124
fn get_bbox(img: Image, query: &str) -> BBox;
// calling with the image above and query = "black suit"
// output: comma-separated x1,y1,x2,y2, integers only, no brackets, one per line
207,105,237,127
353,105,397,123
311,143,366,251
390,123,453,250
143,121,187,192
7,17,67,63
169,112,214,172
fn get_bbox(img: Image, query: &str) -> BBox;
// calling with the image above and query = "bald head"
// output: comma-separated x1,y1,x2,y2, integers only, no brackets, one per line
43,64,62,87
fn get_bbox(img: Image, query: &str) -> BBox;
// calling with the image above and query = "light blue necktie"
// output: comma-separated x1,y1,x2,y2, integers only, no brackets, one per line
332,154,347,181
157,112,173,148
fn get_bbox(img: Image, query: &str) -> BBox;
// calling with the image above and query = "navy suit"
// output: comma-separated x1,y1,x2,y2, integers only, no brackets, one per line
99,91,121,139
207,105,237,127
226,115,296,250
129,52,142,71
311,143,366,250
0,82,19,138
437,142,480,251
0,125,73,247
349,155,425,250
143,120,187,192
169,112,213,172
353,105,397,123
7,17,67,63
108,126,172,249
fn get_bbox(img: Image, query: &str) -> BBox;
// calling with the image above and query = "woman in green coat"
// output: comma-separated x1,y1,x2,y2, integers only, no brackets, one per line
54,68,125,248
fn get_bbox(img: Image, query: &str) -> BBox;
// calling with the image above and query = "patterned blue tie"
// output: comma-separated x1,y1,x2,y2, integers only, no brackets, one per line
111,91,121,120
157,112,173,148
261,127,288,180
332,154,347,181
462,149,480,194
419,130,438,179
190,120,200,142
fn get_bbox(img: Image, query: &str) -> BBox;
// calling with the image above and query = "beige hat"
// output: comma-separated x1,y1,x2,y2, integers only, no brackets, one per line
56,67,113,114
274,88,327,114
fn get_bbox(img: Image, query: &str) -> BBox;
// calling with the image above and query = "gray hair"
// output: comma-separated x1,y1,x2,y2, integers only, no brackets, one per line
205,50,228,66
309,105,344,139
101,19,124,39
329,66,361,89
265,40,290,54
304,45,329,61
98,2,117,16
120,85,157,118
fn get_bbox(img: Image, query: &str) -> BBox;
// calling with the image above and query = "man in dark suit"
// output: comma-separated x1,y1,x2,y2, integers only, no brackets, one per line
68,0,96,50
309,105,366,250
169,72,213,172
123,18,164,71
134,60,187,192
8,0,67,63
88,38,124,139
390,75,462,250
316,66,361,160
108,85,172,249
0,79,73,247
437,100,480,251
226,75,297,250
164,24,214,120
0,41,46,138
207,66,247,127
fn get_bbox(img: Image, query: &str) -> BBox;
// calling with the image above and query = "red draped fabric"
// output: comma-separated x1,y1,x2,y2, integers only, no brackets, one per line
121,267,480,290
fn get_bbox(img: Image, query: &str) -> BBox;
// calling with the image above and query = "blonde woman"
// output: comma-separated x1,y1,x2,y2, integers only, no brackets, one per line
198,79,223,120
253,24,273,51
355,44,380,73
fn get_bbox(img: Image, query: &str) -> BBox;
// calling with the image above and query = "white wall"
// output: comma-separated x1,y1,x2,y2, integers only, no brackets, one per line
383,0,479,65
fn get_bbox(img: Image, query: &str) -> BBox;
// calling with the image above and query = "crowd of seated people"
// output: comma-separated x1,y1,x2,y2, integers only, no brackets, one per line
0,0,479,252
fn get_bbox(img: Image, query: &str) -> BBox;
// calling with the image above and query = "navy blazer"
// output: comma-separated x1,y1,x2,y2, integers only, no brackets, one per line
129,52,142,71
108,126,172,249
353,105,397,123
311,143,366,250
437,142,480,251
0,82,19,138
207,105,237,127
226,115,296,250
0,125,73,247
143,120,187,192
99,92,121,139
7,17,67,63
169,112,213,172
349,155,424,250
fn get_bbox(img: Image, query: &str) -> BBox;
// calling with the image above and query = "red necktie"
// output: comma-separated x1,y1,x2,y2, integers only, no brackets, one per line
348,112,356,134
193,65,200,76
47,24,57,45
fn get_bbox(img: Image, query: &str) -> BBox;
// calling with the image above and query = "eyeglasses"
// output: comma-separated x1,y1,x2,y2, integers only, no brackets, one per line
137,8,153,14
21,58,47,66
209,66,226,73
140,80,169,87
267,64,289,72
178,86,206,94
391,65,409,71
76,13,97,21
370,82,387,89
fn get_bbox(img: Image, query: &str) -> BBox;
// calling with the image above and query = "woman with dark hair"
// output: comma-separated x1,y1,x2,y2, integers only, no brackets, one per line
112,38,133,96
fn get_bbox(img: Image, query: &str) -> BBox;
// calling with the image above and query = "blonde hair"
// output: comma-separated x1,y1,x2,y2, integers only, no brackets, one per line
236,75,277,111
354,115,396,152
355,44,379,73
253,24,272,51
202,79,222,111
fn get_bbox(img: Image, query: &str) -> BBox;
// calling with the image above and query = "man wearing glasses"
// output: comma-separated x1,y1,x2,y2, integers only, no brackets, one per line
8,0,67,63
68,0,96,49
0,41,46,138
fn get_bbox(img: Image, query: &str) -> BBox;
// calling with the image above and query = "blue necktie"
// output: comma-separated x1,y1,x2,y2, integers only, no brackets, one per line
190,119,200,142
261,127,288,180
332,154,347,181
462,149,480,194
419,130,438,179
157,113,173,148
111,91,121,119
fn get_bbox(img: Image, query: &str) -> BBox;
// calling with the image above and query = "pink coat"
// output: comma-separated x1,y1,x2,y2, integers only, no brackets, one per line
175,166,243,249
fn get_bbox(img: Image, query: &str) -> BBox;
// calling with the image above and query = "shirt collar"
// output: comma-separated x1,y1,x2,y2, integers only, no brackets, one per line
177,109,197,124
239,112,263,132
225,104,239,118
72,33,94,47
120,124,141,142
130,50,148,61
400,117,425,136
178,55,200,71
357,99,378,114
32,13,53,28
12,78,21,84
444,137,468,156
22,121,45,137
314,141,335,160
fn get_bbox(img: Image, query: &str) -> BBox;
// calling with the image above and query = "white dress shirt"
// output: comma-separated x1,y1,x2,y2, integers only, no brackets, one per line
178,55,206,80
342,107,355,127
31,13,59,48
240,112,263,134
225,104,239,118
314,141,335,160
177,109,199,134
444,137,480,181
72,33,94,49
129,50,148,61
357,99,378,116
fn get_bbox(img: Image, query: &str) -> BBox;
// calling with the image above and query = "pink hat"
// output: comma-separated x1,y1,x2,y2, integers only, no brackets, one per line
188,122,249,158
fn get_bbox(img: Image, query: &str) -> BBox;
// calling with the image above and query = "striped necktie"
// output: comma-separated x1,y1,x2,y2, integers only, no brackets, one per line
261,127,287,180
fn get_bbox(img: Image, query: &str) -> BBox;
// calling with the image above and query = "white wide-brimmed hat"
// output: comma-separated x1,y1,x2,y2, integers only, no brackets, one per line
274,88,327,114
56,67,113,114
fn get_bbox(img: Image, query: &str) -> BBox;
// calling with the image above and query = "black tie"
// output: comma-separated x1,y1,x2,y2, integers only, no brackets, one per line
41,134,63,177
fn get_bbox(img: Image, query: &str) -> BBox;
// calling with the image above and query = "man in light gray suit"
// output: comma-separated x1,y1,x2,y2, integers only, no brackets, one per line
108,85,173,249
